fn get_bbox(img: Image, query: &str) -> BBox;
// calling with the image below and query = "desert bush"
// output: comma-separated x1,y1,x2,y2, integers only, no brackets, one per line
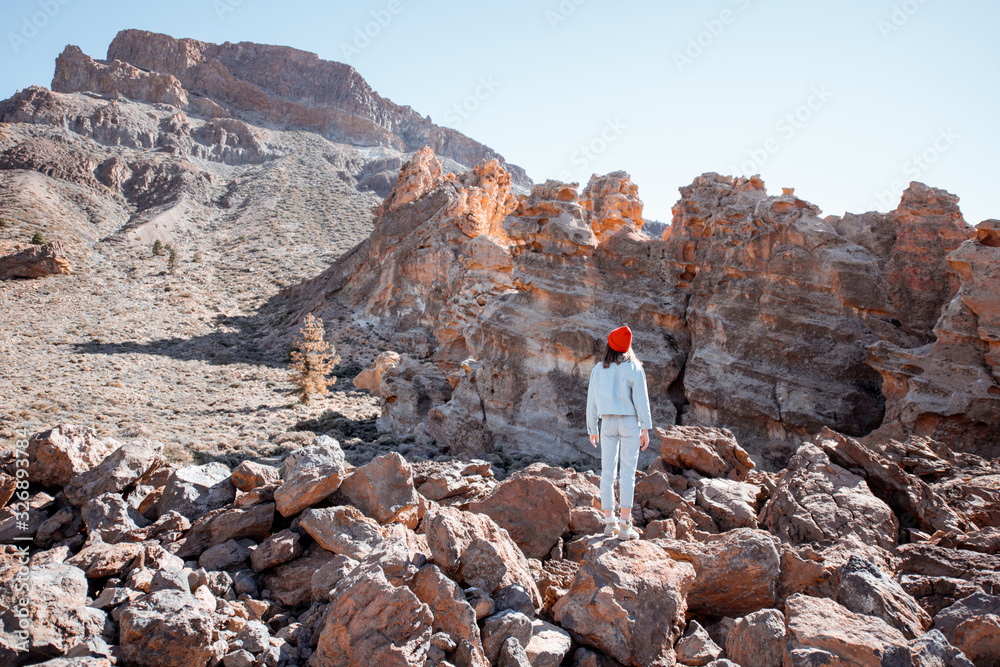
30,231,46,245
167,247,178,274
152,239,164,256
288,313,340,403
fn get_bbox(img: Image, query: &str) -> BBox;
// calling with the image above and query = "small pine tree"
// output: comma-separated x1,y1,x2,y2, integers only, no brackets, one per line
288,313,340,403
152,239,164,256
30,231,46,245
167,247,178,274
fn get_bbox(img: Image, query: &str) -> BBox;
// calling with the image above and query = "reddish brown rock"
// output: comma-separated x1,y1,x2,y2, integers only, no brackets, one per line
250,528,303,572
411,564,488,667
421,505,542,608
467,467,572,560
868,218,1000,457
552,539,696,667
656,426,755,480
66,541,145,578
785,594,909,666
273,439,348,517
817,428,965,534
298,506,385,560
580,171,644,243
412,458,496,505
338,452,422,528
314,563,433,667
264,543,337,608
759,443,898,550
118,590,214,667
0,240,72,279
725,609,785,667
653,528,780,617
27,424,120,488
230,461,280,492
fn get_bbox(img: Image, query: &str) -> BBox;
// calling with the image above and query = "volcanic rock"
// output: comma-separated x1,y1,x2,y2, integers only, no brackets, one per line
552,539,696,667
759,443,898,549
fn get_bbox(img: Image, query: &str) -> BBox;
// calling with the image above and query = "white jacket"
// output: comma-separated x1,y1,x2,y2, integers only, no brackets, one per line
585,359,653,435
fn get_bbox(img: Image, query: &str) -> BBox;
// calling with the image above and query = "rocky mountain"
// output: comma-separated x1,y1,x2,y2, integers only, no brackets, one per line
0,30,527,461
272,147,998,468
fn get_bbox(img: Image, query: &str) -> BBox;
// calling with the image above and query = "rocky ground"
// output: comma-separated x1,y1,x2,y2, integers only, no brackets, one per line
1,422,998,666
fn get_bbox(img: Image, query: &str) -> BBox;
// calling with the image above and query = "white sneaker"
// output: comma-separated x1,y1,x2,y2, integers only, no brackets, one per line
617,521,639,541
603,518,618,537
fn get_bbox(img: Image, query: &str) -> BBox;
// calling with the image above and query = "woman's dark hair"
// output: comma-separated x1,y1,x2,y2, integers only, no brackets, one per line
602,344,627,368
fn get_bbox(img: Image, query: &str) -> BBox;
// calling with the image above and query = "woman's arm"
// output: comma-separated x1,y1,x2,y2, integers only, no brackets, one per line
631,364,653,432
586,365,600,438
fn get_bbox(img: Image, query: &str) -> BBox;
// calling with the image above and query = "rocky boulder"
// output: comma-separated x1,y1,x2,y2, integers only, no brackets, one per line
117,590,215,667
725,609,785,667
314,563,433,667
553,539,696,667
0,240,72,279
467,466,573,560
273,437,348,517
656,426,755,480
27,424,120,488
157,462,235,520
759,443,898,549
785,593,910,666
421,505,542,608
836,554,931,639
338,452,422,528
654,528,781,617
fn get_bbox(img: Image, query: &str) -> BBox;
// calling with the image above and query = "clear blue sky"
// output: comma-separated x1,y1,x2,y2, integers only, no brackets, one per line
3,0,998,225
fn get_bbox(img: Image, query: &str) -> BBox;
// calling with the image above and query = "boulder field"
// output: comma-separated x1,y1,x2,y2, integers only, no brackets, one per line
2,421,997,666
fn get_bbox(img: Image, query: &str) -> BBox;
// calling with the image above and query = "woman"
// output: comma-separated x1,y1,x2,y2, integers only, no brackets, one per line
586,325,652,540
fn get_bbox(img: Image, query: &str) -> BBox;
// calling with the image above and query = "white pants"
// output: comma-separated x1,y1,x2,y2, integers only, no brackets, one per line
599,414,641,514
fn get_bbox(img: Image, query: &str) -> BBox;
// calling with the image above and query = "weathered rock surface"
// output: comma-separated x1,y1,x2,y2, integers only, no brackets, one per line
784,593,910,666
64,439,162,507
868,217,1000,457
157,462,235,520
338,452,421,528
675,621,723,666
553,539,696,667
27,424,120,489
656,426,755,480
411,564,488,667
655,528,780,617
468,466,573,560
273,438,348,517
422,505,542,608
759,443,898,549
0,240,72,279
118,590,214,667
298,506,384,560
836,554,931,639
933,592,1000,667
314,563,433,667
725,608,785,667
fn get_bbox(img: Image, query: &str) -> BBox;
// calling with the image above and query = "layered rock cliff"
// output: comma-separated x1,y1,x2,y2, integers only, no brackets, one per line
51,29,529,187
274,148,994,467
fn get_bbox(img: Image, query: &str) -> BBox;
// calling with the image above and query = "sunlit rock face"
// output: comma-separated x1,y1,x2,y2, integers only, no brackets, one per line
281,147,989,466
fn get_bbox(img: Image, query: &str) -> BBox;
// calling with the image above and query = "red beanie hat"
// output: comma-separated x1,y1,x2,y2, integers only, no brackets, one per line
608,326,632,353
